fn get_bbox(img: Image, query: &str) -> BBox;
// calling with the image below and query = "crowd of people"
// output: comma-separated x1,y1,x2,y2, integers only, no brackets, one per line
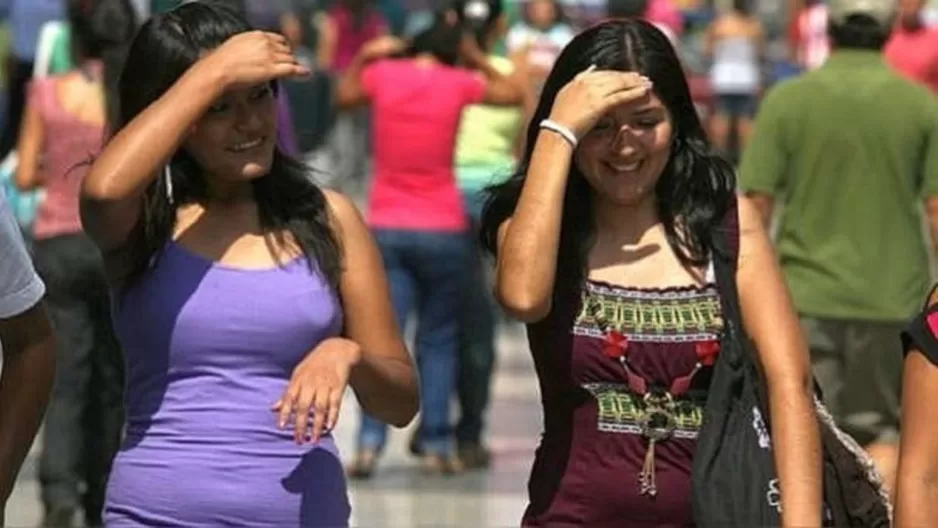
1,0,938,526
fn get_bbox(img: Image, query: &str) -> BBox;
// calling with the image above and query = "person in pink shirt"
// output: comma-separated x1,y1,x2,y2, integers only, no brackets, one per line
317,0,388,194
13,1,136,525
886,0,938,93
644,0,683,40
335,15,522,477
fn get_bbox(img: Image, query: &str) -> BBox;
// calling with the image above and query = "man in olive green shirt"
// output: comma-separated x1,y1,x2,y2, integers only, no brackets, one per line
740,0,938,492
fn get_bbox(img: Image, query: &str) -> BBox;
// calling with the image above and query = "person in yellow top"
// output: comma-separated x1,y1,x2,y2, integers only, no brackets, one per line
452,0,529,469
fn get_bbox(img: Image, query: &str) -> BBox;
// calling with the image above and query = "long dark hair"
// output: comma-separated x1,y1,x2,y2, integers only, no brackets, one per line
68,0,138,130
405,12,463,65
116,2,342,289
453,0,504,51
480,19,735,290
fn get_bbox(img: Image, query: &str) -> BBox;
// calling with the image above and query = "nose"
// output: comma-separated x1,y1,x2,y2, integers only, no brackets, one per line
234,102,266,133
611,126,640,158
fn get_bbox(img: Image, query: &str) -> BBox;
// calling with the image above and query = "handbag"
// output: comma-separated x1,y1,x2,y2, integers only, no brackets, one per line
690,202,892,527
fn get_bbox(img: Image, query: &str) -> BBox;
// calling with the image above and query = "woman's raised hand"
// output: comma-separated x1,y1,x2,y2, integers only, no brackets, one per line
198,31,310,90
547,66,653,139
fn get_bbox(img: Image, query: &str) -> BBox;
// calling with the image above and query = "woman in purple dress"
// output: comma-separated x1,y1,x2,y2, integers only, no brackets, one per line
79,3,419,526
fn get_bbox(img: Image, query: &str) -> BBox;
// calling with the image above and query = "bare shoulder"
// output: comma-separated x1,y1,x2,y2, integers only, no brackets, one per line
323,189,365,232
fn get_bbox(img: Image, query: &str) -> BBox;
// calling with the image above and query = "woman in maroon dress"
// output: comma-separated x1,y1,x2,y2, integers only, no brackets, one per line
480,19,822,527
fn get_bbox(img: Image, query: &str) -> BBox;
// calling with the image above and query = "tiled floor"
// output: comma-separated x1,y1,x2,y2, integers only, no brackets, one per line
5,324,541,528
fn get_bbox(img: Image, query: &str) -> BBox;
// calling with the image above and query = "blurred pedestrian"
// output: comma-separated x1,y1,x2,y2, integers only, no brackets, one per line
740,0,938,498
885,0,938,93
14,0,136,525
336,15,523,477
0,190,55,528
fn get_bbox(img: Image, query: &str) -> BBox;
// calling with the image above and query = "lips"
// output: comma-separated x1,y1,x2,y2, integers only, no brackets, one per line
227,137,265,153
606,160,643,173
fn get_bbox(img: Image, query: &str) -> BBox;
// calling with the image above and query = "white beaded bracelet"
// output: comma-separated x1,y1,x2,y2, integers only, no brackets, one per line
539,119,578,149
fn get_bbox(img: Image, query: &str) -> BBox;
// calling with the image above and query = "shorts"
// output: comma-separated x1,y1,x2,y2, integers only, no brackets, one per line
715,93,757,119
802,317,903,446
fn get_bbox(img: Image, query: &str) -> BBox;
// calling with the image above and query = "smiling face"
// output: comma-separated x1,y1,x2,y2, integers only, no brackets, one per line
574,92,674,207
182,83,278,183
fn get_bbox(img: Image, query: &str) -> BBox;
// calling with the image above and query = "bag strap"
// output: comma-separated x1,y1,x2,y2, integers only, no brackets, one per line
711,197,747,363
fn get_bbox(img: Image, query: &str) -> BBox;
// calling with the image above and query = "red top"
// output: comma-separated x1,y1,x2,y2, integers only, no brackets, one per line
885,25,938,93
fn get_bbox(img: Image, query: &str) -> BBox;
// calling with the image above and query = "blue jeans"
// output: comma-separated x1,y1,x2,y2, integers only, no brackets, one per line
455,189,498,446
358,229,470,456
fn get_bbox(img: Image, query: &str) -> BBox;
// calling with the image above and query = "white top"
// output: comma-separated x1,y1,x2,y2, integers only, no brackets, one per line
0,190,45,319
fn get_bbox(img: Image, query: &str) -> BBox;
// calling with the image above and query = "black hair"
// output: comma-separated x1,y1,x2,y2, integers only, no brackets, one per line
480,19,736,291
68,0,138,130
605,0,649,19
116,2,342,289
732,0,752,16
452,0,504,50
406,12,462,65
828,14,891,50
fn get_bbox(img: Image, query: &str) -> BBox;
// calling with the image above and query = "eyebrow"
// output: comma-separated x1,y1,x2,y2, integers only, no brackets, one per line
632,107,664,116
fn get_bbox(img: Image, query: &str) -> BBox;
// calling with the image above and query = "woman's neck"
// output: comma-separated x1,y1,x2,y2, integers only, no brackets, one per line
592,196,660,246
202,178,254,205
413,53,440,66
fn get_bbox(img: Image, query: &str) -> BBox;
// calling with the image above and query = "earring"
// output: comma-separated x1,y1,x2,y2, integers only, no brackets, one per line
164,165,174,205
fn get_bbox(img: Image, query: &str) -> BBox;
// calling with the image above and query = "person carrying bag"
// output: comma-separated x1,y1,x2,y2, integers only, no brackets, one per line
691,207,892,526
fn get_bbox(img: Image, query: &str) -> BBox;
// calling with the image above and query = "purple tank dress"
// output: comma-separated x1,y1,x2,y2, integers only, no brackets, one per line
104,242,350,527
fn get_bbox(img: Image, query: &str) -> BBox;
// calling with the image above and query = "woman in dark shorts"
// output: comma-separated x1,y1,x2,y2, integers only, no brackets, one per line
895,285,938,526
480,18,822,527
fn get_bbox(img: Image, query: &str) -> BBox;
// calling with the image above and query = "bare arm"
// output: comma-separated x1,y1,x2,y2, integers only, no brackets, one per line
281,12,303,48
80,63,227,253
494,132,572,322
925,196,938,257
462,37,523,107
334,36,403,110
0,304,55,509
13,97,44,192
315,14,337,71
895,347,938,526
736,197,822,526
744,191,775,230
495,70,651,322
80,31,307,254
328,191,419,426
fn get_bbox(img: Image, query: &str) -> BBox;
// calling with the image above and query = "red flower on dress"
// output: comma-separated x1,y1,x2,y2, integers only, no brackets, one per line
602,330,629,359
695,340,721,366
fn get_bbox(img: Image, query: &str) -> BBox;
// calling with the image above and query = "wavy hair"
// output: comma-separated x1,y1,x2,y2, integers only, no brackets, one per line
115,2,342,289
480,19,736,289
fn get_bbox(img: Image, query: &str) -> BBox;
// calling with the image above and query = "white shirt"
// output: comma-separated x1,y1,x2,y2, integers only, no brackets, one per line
0,190,44,319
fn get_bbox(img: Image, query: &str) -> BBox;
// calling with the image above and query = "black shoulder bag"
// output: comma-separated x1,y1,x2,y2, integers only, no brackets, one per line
690,214,892,527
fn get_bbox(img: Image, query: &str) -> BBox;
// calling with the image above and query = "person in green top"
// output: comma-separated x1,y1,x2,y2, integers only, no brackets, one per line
450,0,528,469
739,0,938,497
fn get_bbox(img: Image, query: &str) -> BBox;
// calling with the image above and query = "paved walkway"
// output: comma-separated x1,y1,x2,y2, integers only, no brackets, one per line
5,323,540,527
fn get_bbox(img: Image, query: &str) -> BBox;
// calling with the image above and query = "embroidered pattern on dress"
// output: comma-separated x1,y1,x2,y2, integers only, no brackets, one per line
582,382,704,439
573,283,724,342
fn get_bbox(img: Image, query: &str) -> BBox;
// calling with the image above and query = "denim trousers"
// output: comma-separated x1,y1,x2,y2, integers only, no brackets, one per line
33,234,125,525
357,228,470,455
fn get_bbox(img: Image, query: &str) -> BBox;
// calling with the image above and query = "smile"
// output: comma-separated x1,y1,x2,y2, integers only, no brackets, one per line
227,137,265,153
606,160,643,173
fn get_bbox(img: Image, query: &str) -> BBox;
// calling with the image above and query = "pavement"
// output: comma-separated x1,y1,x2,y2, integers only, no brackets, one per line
4,323,541,528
